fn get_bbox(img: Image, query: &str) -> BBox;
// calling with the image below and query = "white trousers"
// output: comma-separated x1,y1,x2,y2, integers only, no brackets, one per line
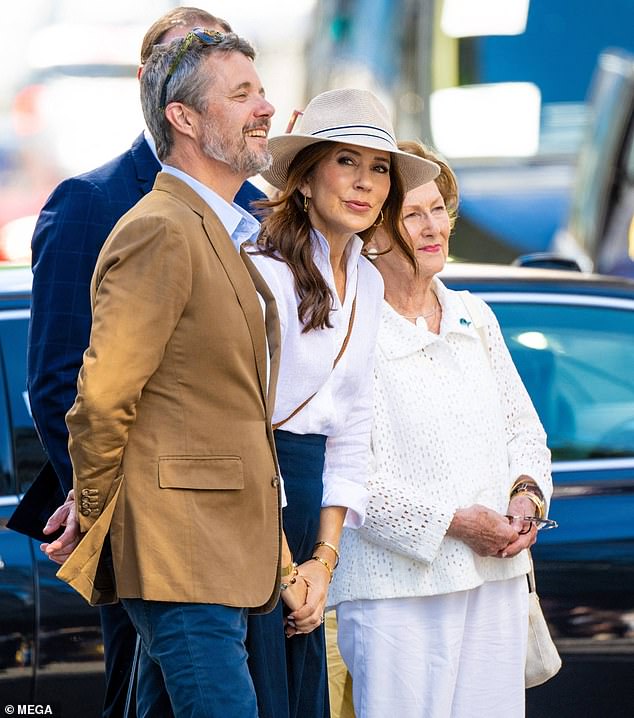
337,576,528,718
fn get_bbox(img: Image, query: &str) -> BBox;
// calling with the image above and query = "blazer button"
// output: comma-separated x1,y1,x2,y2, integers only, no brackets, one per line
271,476,280,488
81,508,91,516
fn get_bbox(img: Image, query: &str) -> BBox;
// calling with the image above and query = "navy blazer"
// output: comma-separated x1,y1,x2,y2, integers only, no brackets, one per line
11,134,266,540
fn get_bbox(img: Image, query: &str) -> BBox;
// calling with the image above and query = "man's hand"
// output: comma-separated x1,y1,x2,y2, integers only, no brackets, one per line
40,490,80,565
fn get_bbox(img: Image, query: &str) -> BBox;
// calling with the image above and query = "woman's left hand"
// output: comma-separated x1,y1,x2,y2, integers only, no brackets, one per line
286,558,330,635
498,494,539,557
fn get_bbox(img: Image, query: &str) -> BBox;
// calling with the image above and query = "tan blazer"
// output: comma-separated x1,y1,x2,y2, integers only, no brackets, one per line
58,173,281,610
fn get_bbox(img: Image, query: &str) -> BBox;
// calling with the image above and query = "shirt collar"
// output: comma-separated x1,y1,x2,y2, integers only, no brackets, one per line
161,164,260,250
311,228,364,266
310,229,364,308
433,278,482,339
379,277,481,359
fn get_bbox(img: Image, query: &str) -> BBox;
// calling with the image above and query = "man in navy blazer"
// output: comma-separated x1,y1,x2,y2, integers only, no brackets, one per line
11,8,266,718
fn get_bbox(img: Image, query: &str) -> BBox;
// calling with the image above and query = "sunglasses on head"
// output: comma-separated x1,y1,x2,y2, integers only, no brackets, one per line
159,27,225,111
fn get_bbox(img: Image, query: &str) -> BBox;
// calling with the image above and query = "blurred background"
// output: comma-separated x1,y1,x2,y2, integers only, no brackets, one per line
2,0,634,273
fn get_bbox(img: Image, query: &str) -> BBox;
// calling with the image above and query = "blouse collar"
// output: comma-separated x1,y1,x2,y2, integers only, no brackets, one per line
310,229,364,310
379,276,482,359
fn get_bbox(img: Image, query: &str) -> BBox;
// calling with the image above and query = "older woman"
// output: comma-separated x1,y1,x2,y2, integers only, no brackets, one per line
244,95,438,718
329,141,553,718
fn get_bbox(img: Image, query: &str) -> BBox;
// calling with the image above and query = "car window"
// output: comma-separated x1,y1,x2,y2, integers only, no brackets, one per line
0,310,46,492
490,301,634,461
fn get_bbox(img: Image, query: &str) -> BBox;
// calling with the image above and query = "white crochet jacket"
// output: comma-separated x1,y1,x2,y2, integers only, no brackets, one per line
330,278,552,605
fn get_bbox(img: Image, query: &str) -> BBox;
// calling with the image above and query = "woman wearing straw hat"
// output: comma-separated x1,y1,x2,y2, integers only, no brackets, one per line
244,89,438,718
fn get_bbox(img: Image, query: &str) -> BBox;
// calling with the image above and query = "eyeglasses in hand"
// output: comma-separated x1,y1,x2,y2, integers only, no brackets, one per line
505,515,558,535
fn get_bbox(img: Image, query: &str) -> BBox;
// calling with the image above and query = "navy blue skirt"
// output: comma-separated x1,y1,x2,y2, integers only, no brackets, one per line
247,430,330,718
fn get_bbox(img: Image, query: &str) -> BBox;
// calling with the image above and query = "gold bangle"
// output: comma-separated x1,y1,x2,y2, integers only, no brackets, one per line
313,541,340,568
510,479,544,500
281,560,297,578
511,491,545,519
510,478,545,518
310,555,334,583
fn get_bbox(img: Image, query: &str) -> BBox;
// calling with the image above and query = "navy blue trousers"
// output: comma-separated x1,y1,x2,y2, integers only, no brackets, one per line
122,599,257,718
247,430,331,718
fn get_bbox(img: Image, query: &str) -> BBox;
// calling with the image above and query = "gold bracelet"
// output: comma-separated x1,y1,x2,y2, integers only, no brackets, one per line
281,560,297,578
313,541,340,568
512,491,546,519
310,555,334,583
510,478,544,500
510,478,545,517
280,564,298,591
280,574,298,591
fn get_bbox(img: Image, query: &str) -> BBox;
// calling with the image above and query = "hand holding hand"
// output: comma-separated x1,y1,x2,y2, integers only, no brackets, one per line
286,558,331,635
40,490,80,565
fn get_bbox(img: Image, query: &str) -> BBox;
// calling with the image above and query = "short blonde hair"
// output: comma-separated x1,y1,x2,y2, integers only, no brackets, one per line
397,140,459,230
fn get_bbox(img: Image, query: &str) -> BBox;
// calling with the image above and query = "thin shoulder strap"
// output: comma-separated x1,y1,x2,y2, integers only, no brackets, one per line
272,286,358,431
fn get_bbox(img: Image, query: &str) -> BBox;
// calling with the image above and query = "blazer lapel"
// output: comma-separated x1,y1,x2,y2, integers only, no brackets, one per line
240,248,281,418
152,172,272,406
201,209,270,404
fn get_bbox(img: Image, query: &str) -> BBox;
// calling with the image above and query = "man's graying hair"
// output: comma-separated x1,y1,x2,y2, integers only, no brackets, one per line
141,33,256,161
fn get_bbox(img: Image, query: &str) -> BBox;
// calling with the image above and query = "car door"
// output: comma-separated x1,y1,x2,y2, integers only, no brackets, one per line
0,305,36,707
0,305,104,715
481,290,634,716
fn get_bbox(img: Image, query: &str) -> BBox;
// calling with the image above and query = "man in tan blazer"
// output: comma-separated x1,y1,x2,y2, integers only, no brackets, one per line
58,30,287,717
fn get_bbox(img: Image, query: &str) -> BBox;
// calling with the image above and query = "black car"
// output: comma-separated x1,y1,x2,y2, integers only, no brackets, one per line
442,262,634,717
1,263,634,716
0,267,104,716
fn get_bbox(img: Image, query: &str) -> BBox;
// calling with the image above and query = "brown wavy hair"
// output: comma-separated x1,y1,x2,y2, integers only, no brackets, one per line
256,142,416,332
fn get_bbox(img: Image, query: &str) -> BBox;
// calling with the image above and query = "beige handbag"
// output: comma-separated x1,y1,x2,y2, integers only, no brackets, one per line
459,291,562,688
525,552,562,687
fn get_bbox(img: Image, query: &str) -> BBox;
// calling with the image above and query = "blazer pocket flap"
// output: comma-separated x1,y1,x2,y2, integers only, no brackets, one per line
158,456,244,490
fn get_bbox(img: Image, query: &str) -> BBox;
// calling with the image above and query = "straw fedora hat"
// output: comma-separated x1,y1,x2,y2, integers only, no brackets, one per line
261,88,439,192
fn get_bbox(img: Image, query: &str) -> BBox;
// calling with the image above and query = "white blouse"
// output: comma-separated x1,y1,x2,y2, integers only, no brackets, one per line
329,277,552,603
247,231,384,527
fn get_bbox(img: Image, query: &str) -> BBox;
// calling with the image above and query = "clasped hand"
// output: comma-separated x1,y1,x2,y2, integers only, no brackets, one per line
280,558,331,638
448,502,537,558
